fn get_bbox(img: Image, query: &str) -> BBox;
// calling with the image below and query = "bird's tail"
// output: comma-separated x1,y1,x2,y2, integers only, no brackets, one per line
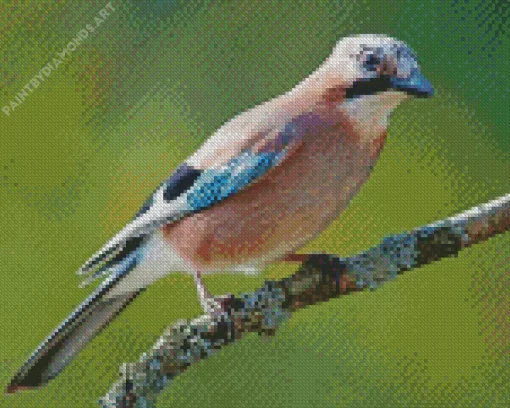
6,245,145,393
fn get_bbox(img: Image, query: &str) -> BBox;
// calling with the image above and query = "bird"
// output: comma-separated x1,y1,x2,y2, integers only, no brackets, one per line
7,34,433,393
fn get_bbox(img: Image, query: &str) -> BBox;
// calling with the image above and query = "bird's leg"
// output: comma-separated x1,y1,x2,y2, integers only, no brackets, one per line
192,271,223,316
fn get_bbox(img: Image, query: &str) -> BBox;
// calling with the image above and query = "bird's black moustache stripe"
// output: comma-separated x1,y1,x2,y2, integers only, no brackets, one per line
345,77,392,99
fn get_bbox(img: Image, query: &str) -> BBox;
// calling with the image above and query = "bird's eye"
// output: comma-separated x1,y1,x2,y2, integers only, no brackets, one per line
364,53,380,71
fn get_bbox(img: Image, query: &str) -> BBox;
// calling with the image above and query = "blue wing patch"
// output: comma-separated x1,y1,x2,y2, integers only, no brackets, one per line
186,151,284,212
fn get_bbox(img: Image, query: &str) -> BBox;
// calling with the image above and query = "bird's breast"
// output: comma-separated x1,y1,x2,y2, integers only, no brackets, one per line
164,119,385,271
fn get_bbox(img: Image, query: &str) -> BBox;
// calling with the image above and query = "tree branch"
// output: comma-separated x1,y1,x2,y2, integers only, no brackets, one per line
99,193,510,407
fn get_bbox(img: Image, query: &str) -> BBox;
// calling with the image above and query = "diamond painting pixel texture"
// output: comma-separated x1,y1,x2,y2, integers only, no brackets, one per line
1,1,509,407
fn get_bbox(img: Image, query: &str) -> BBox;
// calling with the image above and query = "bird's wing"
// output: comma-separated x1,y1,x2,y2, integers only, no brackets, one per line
77,117,307,284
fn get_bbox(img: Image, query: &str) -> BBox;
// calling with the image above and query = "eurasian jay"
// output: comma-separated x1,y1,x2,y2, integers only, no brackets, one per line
8,34,433,392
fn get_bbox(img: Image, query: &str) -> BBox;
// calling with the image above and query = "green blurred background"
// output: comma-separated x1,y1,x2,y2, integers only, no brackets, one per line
1,0,509,406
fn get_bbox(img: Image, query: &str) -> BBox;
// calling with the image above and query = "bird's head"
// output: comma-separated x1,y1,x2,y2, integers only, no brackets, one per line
305,34,434,139
324,34,434,101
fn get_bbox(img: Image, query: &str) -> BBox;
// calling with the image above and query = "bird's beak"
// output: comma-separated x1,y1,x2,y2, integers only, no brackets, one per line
390,70,434,98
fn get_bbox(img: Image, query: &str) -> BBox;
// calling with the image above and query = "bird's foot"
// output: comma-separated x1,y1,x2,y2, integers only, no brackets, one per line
202,295,235,317
281,253,311,263
282,253,339,264
192,271,234,318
